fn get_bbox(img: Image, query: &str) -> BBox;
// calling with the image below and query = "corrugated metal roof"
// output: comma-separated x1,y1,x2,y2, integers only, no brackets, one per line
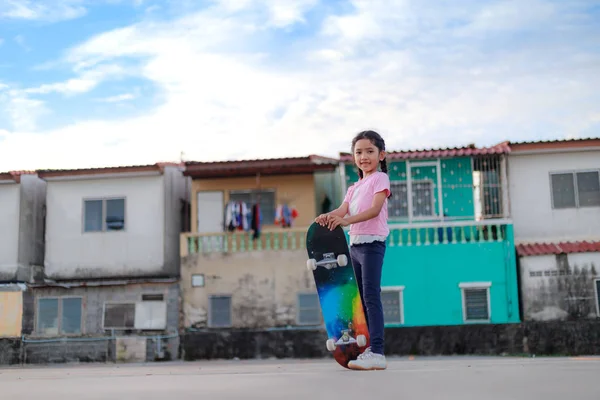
508,137,599,145
36,162,183,180
184,155,339,178
516,241,600,256
339,142,510,162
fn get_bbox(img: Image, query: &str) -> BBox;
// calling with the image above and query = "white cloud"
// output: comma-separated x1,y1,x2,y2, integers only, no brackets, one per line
0,0,86,22
3,93,48,132
98,93,136,103
25,64,127,95
0,0,598,171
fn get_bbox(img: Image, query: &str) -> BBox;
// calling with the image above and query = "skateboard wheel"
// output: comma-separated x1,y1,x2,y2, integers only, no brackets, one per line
337,254,348,267
306,259,317,271
326,339,336,352
357,334,367,347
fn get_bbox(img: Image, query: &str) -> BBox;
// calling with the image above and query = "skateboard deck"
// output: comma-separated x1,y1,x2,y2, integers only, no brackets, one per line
305,221,369,369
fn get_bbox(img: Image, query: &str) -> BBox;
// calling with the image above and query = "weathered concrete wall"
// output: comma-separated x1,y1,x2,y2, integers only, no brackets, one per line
31,282,180,335
181,249,316,329
0,338,21,365
1,334,180,365
17,174,46,281
163,166,188,277
519,252,600,321
182,320,600,360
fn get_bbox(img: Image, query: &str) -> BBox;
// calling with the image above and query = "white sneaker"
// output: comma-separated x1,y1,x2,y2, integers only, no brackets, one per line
348,347,387,370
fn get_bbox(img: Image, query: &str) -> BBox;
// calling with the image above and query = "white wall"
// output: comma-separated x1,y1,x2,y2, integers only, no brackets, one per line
0,183,20,278
44,175,165,279
508,150,600,242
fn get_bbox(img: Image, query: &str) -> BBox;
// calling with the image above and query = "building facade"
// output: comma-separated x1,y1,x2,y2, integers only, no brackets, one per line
507,138,600,321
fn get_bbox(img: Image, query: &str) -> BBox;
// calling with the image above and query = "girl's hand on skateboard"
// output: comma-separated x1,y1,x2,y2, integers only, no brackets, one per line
315,213,328,226
326,215,348,230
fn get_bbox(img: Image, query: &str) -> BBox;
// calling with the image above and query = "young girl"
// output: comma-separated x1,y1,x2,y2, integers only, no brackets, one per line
315,130,390,371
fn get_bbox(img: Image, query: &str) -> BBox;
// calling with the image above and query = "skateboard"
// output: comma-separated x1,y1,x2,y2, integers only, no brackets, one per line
305,221,369,368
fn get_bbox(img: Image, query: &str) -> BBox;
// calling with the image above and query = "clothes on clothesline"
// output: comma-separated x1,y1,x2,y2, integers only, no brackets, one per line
224,201,262,238
274,204,298,228
225,201,250,231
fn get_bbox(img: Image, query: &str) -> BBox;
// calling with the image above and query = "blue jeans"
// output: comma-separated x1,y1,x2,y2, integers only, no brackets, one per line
350,240,386,355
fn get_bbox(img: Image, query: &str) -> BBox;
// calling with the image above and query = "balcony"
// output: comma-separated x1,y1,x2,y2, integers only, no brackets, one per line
180,219,513,256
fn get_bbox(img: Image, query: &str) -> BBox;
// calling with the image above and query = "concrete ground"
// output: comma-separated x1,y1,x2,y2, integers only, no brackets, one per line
1,356,599,400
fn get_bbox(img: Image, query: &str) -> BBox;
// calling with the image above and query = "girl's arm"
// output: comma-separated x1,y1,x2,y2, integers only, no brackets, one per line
328,202,349,218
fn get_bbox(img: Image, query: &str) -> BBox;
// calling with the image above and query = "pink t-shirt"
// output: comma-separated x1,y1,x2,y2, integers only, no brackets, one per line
343,171,390,237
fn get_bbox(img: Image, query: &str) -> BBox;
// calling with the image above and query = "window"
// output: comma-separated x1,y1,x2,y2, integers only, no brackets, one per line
388,181,435,219
459,282,491,322
297,293,321,325
229,189,275,225
84,198,126,232
104,303,135,329
550,171,600,209
382,287,404,325
209,295,232,327
103,296,167,330
37,297,82,335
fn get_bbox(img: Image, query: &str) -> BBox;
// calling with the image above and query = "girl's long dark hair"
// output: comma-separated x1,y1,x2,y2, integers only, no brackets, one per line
351,130,391,198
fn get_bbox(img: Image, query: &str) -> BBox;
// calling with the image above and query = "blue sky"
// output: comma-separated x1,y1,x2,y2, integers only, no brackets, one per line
0,0,599,170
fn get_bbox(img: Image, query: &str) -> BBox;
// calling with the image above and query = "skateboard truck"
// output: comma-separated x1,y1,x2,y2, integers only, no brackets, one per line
326,329,367,352
306,252,348,271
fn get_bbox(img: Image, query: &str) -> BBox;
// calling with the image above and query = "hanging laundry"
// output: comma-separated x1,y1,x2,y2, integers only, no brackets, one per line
224,201,250,232
275,204,298,228
251,203,262,239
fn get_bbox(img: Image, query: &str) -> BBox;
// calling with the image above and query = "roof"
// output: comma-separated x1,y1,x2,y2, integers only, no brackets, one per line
0,170,37,184
505,137,600,153
516,241,600,256
184,155,339,179
36,162,183,181
339,142,510,162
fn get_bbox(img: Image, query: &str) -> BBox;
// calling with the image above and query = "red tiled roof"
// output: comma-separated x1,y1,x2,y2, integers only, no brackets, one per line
184,155,339,179
37,162,183,180
0,170,37,183
505,137,600,153
339,142,510,162
516,241,600,256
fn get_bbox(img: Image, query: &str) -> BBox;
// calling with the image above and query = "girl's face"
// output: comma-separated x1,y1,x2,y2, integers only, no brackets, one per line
353,138,385,176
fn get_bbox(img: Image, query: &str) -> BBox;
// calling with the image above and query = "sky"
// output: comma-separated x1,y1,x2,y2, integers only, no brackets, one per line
0,0,599,171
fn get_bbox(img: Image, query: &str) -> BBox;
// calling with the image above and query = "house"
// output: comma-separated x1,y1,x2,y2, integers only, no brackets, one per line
0,171,45,339
180,155,340,329
506,138,600,322
339,143,521,327
25,162,188,362
179,148,521,332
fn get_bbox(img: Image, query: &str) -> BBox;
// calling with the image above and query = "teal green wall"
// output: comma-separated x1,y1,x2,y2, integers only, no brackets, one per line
377,224,520,327
344,157,475,222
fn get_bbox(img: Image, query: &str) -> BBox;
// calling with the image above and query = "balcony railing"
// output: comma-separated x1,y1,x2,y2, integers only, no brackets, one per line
181,227,307,256
181,219,513,256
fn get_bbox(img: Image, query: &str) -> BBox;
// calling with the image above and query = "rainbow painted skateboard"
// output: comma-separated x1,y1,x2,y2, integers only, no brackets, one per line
305,222,369,368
